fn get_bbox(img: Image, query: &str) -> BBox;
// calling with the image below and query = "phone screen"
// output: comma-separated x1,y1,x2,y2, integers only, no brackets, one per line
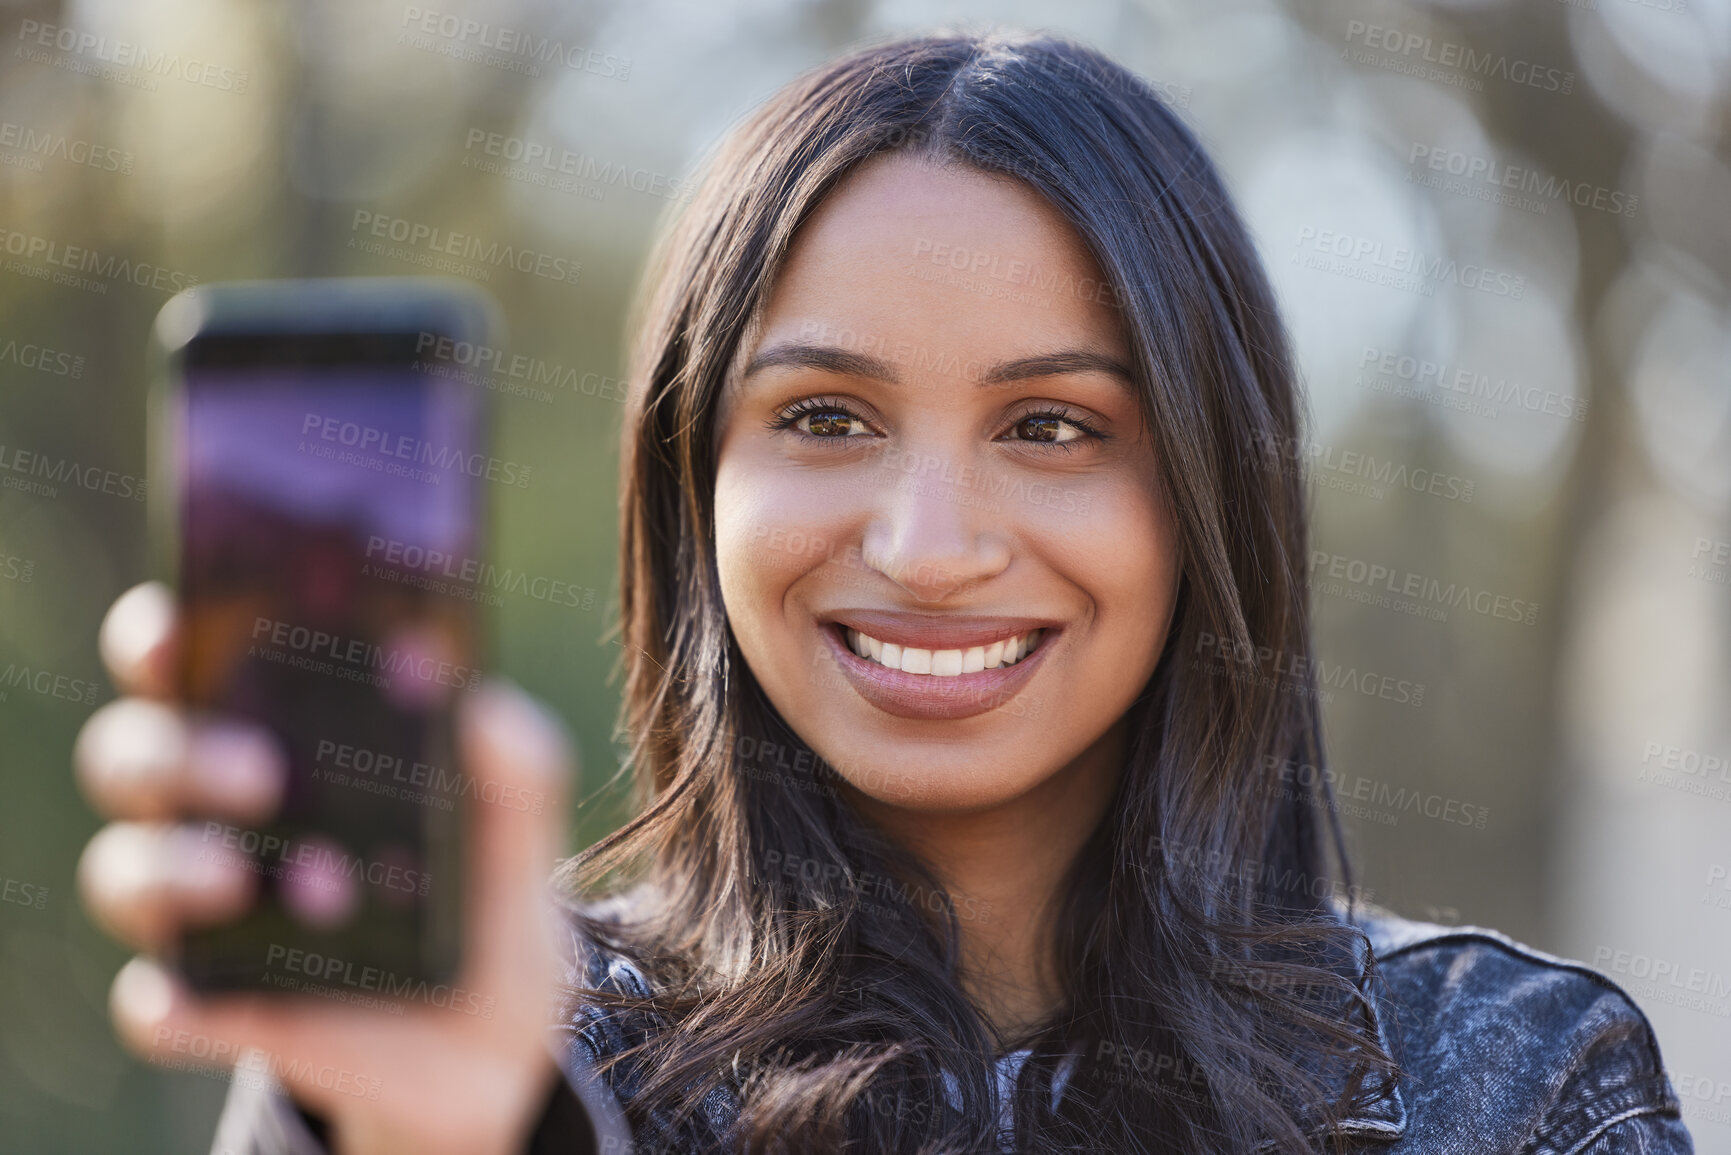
172,333,481,992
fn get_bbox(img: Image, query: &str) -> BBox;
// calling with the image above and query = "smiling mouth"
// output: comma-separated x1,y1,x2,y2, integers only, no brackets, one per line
819,616,1056,720
839,625,1045,676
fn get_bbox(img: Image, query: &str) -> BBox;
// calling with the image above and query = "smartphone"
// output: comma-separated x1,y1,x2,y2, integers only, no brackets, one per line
148,277,500,994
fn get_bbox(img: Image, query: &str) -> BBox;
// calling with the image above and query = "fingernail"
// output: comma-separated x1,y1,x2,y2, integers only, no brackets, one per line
100,583,174,681
189,724,285,818
112,957,175,1029
170,826,255,906
81,701,186,808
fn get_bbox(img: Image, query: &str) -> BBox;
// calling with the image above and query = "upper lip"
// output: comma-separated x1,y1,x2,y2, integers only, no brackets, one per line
819,609,1060,651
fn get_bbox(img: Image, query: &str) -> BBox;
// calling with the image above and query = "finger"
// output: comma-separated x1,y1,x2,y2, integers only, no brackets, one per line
78,823,256,951
109,957,514,1140
99,582,178,700
108,957,379,1095
74,700,285,823
456,679,574,993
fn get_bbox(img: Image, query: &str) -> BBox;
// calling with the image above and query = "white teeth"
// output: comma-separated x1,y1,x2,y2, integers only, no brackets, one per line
841,627,1043,676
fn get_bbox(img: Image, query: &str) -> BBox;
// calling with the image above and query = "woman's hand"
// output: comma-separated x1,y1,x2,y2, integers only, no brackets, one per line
72,582,576,1155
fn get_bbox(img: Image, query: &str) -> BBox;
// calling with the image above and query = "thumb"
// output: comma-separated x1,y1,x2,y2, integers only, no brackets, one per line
456,678,574,992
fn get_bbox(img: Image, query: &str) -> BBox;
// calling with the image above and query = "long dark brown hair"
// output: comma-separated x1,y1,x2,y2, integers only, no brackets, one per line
563,30,1396,1154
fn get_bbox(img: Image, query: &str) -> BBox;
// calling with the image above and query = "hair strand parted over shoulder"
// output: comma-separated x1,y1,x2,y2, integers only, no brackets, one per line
564,30,1396,1155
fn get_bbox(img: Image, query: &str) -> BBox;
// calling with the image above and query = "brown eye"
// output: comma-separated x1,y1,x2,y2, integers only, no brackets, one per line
804,409,859,437
1012,414,1084,443
1018,415,1061,442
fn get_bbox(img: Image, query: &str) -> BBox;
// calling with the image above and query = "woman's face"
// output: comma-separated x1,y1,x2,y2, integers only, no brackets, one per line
713,152,1179,813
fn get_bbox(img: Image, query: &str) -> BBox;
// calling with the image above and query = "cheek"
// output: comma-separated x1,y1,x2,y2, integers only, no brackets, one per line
1063,473,1179,677
713,454,844,666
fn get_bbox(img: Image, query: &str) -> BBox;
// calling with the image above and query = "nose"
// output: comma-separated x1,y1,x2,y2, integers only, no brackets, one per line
859,449,1012,602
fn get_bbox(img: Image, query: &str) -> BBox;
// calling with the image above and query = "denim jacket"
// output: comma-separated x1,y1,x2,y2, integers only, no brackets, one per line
208,902,1693,1154
1339,909,1690,1154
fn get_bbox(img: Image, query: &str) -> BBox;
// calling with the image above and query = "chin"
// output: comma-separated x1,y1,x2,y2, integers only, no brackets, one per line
825,737,1065,813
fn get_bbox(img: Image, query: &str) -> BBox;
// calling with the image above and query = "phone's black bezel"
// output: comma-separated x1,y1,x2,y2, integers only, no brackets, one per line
147,277,501,994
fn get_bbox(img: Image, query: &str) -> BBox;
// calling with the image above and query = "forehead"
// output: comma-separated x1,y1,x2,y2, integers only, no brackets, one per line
741,152,1129,376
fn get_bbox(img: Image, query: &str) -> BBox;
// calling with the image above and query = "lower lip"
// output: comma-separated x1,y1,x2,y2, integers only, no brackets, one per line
820,623,1057,721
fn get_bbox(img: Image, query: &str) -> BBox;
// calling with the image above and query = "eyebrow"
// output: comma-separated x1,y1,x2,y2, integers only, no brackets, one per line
741,343,1137,390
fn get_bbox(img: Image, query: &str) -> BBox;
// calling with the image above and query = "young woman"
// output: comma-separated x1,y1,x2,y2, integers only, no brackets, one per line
73,32,1692,1155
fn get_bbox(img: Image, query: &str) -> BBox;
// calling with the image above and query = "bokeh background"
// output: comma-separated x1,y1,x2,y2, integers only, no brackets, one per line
1,0,1727,1149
